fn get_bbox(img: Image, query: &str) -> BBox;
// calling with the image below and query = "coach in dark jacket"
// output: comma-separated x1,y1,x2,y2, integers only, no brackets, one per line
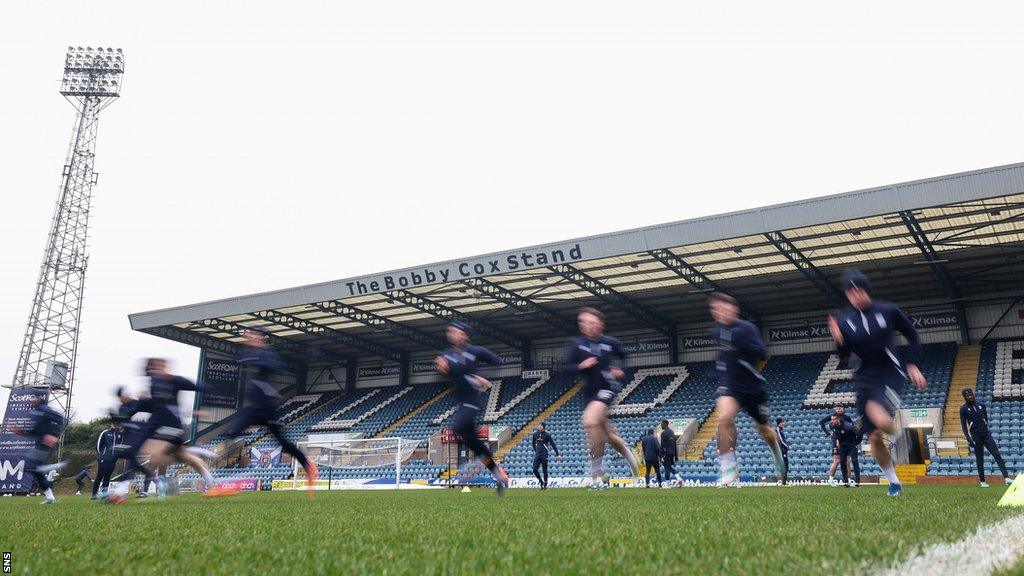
660,420,682,485
642,429,662,487
92,422,122,498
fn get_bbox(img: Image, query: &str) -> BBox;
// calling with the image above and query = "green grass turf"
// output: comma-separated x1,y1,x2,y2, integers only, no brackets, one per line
0,485,1020,575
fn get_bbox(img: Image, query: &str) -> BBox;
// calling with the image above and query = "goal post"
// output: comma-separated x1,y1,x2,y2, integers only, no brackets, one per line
294,437,418,490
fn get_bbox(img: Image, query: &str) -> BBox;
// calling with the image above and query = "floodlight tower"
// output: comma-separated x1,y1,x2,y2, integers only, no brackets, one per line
9,47,124,455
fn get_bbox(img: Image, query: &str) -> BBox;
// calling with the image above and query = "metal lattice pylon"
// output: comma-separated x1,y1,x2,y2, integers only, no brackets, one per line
9,47,124,458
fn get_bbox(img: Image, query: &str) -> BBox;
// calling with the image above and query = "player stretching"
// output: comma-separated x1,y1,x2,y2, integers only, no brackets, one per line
819,404,853,485
709,293,787,487
827,269,926,497
15,392,65,504
136,358,218,498
435,321,510,496
216,329,319,493
564,307,639,488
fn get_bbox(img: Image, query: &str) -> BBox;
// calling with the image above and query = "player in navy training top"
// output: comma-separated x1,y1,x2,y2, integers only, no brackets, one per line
137,358,217,497
827,269,926,497
216,329,319,494
709,292,786,487
435,321,510,496
563,307,640,487
14,391,65,504
960,388,1014,487
830,414,861,487
531,422,560,490
819,404,854,484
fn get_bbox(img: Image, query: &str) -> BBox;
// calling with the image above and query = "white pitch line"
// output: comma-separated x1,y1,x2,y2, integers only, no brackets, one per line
872,513,1024,576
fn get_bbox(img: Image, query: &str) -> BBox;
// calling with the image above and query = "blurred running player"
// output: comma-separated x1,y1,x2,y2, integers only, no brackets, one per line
14,391,65,504
216,328,319,493
709,293,787,487
436,321,509,496
107,386,157,498
564,307,640,488
827,269,926,497
137,358,217,497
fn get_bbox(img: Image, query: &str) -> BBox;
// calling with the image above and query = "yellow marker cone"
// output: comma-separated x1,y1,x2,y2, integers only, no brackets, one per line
998,474,1024,507
461,486,472,493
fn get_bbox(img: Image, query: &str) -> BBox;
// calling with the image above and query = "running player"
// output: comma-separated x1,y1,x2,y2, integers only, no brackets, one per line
14,391,65,504
819,404,854,485
827,269,926,497
435,321,510,496
216,328,319,492
136,358,218,498
708,293,787,487
564,307,640,488
107,386,157,499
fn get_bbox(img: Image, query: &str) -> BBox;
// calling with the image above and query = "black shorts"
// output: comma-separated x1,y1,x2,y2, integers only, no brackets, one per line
584,385,619,406
149,420,187,445
855,383,901,435
718,386,771,425
831,437,840,456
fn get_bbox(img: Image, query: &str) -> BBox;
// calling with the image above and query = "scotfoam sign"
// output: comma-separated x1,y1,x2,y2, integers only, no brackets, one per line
202,358,240,408
769,324,830,343
343,244,585,296
0,387,49,493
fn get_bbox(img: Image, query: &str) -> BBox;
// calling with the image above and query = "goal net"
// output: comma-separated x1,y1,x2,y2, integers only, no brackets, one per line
294,437,419,489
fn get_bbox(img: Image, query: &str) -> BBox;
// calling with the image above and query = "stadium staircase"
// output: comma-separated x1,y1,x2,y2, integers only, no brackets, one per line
937,344,980,456
496,383,582,463
374,388,451,439
685,406,720,461
894,464,927,485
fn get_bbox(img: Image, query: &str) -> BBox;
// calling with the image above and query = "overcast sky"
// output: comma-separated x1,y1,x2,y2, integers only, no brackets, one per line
1,1,1022,422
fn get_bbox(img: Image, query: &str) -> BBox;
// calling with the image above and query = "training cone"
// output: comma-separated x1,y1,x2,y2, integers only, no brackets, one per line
998,474,1024,507
461,487,472,493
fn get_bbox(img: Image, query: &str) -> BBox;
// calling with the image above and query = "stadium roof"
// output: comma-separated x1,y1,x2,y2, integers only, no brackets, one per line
129,162,1024,365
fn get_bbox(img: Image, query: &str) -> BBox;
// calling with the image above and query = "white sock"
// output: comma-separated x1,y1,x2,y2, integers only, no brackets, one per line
719,451,737,473
622,449,638,474
881,463,899,485
199,468,215,488
44,488,54,500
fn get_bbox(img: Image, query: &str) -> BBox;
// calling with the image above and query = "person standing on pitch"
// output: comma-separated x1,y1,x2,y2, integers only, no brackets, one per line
830,414,861,487
435,321,510,496
960,388,1014,487
14,392,65,505
217,328,319,494
642,428,662,488
564,307,640,488
775,418,790,485
709,293,787,487
531,422,560,490
660,420,683,487
827,268,926,497
74,467,92,495
92,421,122,498
819,404,854,485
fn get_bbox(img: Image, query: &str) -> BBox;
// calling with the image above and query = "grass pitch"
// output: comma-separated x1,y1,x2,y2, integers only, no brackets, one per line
0,485,1020,575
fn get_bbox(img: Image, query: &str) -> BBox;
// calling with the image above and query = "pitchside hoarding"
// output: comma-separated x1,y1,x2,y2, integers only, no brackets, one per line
0,387,50,494
201,357,241,408
769,313,958,343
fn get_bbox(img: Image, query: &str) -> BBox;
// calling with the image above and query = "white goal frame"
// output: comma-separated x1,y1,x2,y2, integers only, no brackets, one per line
292,437,413,490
